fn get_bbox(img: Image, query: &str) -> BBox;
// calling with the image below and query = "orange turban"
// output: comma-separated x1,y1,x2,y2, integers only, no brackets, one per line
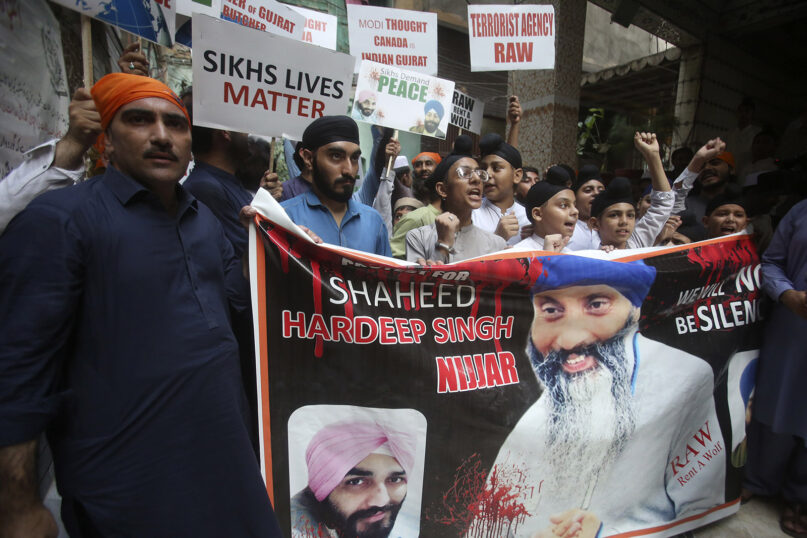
715,151,735,170
91,73,189,154
413,152,442,165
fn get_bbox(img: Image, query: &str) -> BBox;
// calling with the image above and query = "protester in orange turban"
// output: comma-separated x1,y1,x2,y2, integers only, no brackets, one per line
90,73,189,155
412,152,441,165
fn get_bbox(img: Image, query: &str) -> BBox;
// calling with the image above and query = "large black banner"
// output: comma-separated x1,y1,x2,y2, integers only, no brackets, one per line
249,209,761,538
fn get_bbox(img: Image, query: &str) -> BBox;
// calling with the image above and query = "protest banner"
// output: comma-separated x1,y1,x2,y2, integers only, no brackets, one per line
191,14,353,139
49,0,176,46
287,5,337,50
353,61,454,140
0,0,70,177
467,4,555,71
346,4,437,75
247,189,761,537
450,89,484,134
219,0,303,40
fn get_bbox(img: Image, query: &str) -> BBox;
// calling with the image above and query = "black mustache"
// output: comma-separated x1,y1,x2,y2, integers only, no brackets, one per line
143,149,178,161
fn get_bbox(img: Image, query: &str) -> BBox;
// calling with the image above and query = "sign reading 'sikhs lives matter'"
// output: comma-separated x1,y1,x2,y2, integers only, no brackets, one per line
191,14,353,139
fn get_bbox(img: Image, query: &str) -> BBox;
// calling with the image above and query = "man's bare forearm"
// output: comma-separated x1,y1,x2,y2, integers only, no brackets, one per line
0,438,57,537
0,439,40,514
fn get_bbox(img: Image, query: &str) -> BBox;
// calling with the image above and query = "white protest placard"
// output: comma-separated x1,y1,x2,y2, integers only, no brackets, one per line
220,0,303,40
192,14,353,139
353,61,454,140
346,5,437,75
177,0,220,17
467,4,555,71
49,0,176,46
0,0,70,177
450,90,484,134
287,5,337,50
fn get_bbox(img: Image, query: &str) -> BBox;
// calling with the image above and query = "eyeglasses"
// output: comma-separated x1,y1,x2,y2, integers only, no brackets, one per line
455,166,490,182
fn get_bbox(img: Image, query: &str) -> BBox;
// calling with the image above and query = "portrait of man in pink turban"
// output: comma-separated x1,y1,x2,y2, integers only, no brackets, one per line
291,420,418,538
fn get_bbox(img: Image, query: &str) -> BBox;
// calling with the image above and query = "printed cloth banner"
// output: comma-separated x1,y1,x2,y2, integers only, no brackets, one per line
220,0,304,40
0,0,69,177
450,89,484,134
248,191,762,538
353,61,454,139
287,5,337,50
346,4,437,75
191,14,354,139
467,4,555,72
49,0,176,46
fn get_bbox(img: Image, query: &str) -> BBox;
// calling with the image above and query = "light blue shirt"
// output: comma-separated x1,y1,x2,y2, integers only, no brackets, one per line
281,190,391,256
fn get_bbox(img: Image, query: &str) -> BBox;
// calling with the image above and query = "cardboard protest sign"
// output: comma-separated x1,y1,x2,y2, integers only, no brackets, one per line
346,4,437,75
450,90,484,134
191,14,353,139
353,61,454,140
220,0,303,40
0,0,69,177
467,4,555,71
177,0,220,17
248,188,760,537
50,0,176,46
287,5,337,50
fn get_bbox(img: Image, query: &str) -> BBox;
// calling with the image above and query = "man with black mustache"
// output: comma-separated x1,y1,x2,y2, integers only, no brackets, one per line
472,255,724,537
0,74,282,537
281,116,391,256
291,421,416,538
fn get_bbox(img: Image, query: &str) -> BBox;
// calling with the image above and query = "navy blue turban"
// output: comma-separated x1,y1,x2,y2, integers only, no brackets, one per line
530,255,657,307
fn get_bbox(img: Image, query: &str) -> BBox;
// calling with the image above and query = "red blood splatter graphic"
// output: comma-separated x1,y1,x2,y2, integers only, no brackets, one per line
425,454,530,537
311,260,324,357
686,237,759,284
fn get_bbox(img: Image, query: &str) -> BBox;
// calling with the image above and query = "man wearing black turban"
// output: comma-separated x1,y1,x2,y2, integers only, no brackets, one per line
281,116,391,256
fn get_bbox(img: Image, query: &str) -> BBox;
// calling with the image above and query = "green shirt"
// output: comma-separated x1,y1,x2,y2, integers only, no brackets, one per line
390,204,441,259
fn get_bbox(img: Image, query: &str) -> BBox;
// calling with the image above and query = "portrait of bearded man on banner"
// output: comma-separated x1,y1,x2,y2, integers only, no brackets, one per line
469,255,728,538
291,420,418,538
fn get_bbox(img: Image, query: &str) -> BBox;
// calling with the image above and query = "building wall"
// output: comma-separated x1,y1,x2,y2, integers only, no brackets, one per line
582,2,671,73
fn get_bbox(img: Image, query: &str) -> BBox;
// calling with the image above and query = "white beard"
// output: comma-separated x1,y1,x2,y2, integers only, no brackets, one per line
544,366,632,506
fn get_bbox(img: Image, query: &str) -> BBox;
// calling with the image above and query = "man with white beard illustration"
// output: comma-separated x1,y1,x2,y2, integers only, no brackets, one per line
469,256,727,538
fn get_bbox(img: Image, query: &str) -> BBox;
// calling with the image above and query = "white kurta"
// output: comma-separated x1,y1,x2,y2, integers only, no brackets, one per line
472,198,530,246
471,334,725,537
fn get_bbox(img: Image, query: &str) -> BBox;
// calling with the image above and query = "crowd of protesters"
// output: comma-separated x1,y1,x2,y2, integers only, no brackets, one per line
1,37,807,538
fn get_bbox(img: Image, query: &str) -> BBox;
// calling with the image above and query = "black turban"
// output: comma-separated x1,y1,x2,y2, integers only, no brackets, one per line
705,191,749,217
479,133,522,170
301,115,360,151
425,135,474,190
525,182,567,222
574,164,603,191
590,177,634,218
545,165,571,187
